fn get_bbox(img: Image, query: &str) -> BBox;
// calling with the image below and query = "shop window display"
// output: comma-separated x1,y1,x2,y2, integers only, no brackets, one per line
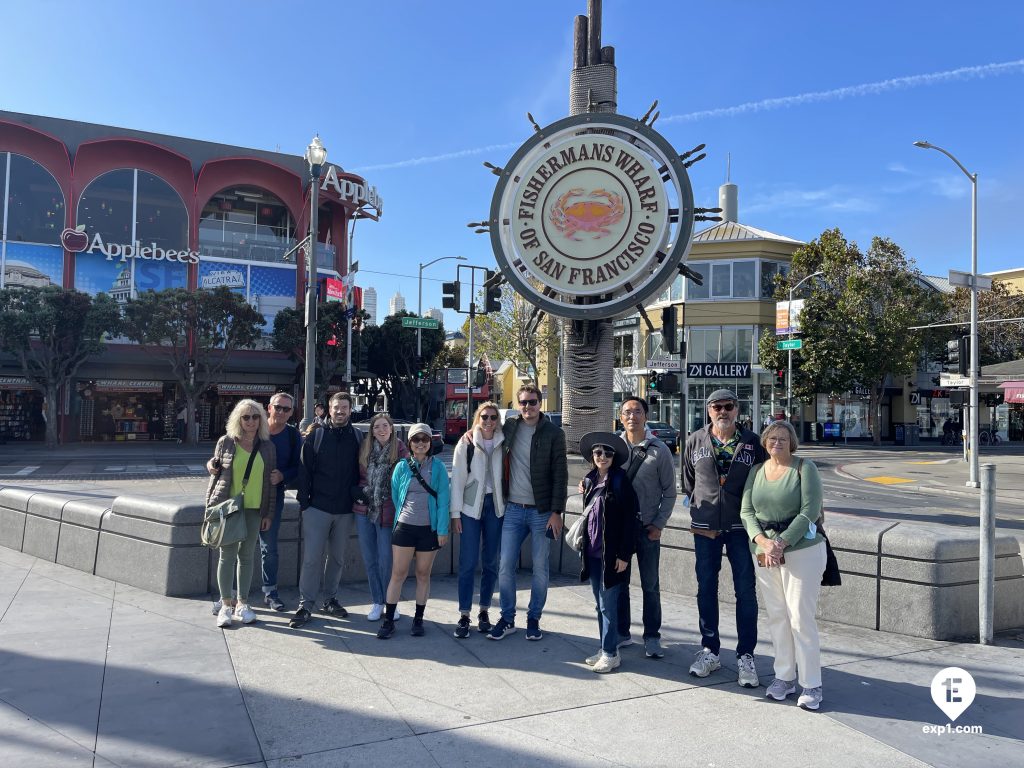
0,390,45,442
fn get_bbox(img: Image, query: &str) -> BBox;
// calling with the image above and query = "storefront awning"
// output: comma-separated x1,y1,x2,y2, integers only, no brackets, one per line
998,381,1024,404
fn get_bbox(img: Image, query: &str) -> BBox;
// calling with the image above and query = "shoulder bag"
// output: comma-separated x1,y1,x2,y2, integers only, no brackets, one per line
201,440,260,549
796,457,841,586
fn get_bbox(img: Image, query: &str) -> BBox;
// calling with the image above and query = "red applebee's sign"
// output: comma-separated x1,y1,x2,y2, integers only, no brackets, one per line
60,225,200,264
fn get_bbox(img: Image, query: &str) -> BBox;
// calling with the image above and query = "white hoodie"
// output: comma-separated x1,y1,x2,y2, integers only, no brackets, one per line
450,425,506,520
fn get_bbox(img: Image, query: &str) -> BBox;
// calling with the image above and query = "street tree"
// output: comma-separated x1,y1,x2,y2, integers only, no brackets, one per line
272,300,365,401
945,281,1024,366
363,311,444,419
462,289,559,381
122,287,264,445
758,228,944,445
0,286,122,448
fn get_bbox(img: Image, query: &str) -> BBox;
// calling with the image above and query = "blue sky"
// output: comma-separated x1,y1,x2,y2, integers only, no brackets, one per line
3,1,1022,329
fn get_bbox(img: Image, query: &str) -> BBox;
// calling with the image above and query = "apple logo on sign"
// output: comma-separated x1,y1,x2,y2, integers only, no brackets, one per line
61,224,89,252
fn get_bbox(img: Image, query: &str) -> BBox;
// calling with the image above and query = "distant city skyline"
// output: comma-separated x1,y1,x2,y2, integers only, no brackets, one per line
362,286,377,326
388,290,406,315
426,307,443,323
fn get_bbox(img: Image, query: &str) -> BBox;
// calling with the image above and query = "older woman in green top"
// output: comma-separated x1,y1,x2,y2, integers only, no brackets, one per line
740,420,825,711
207,399,276,629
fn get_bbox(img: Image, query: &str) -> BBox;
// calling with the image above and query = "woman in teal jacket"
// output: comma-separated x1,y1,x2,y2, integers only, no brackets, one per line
377,423,450,639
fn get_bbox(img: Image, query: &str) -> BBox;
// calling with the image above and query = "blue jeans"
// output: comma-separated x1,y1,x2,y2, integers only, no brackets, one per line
355,512,393,606
498,502,551,623
457,494,503,613
588,557,623,655
693,529,758,657
259,491,285,594
617,529,662,639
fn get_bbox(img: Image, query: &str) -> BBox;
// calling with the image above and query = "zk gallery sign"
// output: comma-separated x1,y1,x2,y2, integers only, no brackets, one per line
488,113,695,320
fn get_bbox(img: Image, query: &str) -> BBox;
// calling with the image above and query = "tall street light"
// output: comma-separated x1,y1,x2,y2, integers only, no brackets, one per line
914,140,980,487
418,255,467,358
301,135,327,430
787,270,824,422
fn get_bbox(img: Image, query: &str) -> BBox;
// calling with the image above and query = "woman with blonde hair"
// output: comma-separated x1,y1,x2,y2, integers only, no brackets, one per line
740,420,826,711
206,399,276,628
449,401,505,637
354,412,409,621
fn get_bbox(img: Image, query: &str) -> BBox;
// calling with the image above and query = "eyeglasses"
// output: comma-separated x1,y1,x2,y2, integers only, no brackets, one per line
767,437,789,444
479,414,498,421
410,435,431,443
518,398,539,407
271,404,293,412
592,447,615,459
709,402,736,412
241,414,260,422
621,409,645,418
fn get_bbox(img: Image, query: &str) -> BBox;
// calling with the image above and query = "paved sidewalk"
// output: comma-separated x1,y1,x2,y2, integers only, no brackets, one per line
1,545,1021,767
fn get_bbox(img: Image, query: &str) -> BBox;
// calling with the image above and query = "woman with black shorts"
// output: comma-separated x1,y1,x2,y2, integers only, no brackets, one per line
377,423,450,638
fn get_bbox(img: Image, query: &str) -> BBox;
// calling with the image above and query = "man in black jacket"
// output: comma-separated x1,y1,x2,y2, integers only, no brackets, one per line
289,392,363,629
488,383,568,642
683,389,767,687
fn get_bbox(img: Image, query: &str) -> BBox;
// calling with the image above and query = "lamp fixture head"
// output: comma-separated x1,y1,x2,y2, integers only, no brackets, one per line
913,140,933,149
305,135,328,173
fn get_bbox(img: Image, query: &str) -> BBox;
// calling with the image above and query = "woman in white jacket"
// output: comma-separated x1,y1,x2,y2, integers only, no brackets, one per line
450,401,506,638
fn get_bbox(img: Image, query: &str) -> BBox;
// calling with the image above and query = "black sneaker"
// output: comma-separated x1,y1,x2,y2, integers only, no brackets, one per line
487,617,515,640
376,618,395,639
264,592,286,612
411,618,425,637
321,598,348,618
526,618,543,641
288,607,311,629
477,609,492,633
454,615,471,639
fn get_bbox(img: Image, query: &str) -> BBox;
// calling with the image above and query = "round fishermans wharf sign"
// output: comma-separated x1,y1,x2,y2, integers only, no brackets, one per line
489,112,695,320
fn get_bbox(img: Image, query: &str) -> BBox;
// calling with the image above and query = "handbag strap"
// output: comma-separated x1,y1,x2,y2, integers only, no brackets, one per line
407,458,438,499
239,438,261,491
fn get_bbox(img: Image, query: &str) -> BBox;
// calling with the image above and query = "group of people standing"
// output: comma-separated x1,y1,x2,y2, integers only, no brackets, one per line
204,384,827,709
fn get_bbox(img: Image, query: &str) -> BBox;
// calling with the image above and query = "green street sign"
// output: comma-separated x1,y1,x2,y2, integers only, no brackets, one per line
777,339,803,351
402,317,440,330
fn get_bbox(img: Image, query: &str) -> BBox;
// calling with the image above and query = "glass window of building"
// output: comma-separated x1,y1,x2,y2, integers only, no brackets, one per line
646,330,663,358
670,274,684,301
199,187,298,263
711,263,731,298
760,260,790,298
614,333,634,368
78,169,135,244
4,153,65,246
738,328,753,362
733,261,756,298
135,172,188,250
685,262,709,300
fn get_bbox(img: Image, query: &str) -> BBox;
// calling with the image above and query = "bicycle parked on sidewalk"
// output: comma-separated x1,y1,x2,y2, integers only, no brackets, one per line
978,428,1001,446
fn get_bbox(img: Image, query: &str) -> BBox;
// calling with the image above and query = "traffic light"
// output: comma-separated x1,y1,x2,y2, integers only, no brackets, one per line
647,370,659,392
662,373,679,391
442,281,461,310
775,369,785,388
484,270,502,313
661,306,677,354
957,336,969,376
414,355,426,380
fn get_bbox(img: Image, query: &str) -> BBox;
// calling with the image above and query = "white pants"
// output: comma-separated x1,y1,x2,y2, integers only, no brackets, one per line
753,540,826,688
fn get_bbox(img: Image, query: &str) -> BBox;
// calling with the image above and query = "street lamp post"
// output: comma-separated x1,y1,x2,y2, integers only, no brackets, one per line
417,255,467,358
787,270,824,424
914,140,979,487
301,135,327,430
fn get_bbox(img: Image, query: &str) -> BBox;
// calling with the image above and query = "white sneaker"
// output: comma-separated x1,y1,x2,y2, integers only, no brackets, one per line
216,604,233,628
737,653,759,688
367,603,383,621
584,650,603,666
235,604,256,624
689,648,721,677
798,686,823,711
592,652,621,673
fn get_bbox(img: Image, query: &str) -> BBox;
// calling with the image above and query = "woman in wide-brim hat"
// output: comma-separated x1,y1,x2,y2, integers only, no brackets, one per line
577,431,639,673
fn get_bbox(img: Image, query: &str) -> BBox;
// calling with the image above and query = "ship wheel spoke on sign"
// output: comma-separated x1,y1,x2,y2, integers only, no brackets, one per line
473,112,716,321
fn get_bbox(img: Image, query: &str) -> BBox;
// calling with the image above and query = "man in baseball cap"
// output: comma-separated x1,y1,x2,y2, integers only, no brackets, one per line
683,388,766,688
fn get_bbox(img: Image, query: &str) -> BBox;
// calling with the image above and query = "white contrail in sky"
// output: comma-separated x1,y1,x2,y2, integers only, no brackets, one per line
354,60,1023,173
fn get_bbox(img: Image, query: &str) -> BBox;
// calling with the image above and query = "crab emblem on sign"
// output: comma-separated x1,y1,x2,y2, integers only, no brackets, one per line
549,188,625,241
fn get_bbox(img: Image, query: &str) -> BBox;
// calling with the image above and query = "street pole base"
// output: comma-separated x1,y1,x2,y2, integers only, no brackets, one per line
965,480,981,489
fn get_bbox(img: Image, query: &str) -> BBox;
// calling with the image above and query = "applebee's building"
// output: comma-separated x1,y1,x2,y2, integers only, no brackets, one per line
0,110,379,443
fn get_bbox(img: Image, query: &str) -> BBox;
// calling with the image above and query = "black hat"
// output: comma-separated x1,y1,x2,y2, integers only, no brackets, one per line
579,431,630,468
706,388,739,406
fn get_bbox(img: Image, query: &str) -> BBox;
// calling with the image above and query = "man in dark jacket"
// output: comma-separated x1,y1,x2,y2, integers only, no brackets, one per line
488,383,568,642
683,389,767,688
262,392,302,612
289,391,363,629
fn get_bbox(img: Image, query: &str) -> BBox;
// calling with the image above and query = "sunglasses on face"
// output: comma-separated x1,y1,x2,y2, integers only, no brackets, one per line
410,435,430,443
241,414,260,422
479,414,498,421
271,404,293,412
709,402,736,412
519,398,539,407
592,447,614,459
